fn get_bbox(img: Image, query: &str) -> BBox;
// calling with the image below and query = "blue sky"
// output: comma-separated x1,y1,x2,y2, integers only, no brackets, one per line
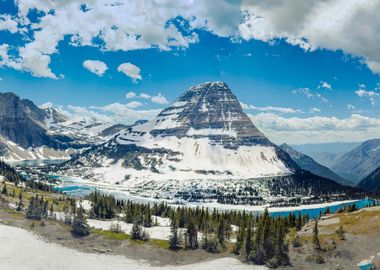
0,0,379,144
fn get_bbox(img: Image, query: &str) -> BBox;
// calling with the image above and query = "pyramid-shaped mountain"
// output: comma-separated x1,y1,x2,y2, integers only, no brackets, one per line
61,82,354,202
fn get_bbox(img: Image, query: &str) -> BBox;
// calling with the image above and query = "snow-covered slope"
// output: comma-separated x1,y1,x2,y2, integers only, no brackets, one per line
0,91,131,161
0,135,74,162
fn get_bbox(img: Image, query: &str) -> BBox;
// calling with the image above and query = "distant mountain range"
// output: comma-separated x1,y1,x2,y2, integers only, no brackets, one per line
279,143,353,186
0,92,125,161
291,142,361,167
330,139,380,185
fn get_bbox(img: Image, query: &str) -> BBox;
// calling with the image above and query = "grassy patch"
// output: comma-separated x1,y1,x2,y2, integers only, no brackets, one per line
91,228,130,241
324,208,380,235
149,238,169,249
91,228,170,249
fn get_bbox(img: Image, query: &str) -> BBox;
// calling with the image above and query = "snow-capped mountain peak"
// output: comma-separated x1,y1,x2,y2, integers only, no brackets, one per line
63,82,298,187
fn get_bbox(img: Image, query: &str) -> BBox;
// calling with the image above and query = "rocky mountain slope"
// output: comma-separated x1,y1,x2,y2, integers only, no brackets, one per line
358,167,380,192
330,139,380,185
59,82,354,203
0,92,69,149
279,144,352,186
291,142,360,167
0,92,121,161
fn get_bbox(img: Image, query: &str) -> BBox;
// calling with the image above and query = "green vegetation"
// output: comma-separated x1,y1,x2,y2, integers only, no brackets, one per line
26,194,49,220
312,221,321,250
72,206,90,237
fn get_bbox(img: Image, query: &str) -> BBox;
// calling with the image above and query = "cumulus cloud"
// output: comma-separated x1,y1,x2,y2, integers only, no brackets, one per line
240,102,302,114
2,1,380,77
126,101,143,108
51,102,160,125
90,103,160,123
126,91,165,104
0,15,18,33
292,87,329,103
239,0,380,74
151,93,169,105
117,63,142,82
309,107,321,113
83,60,108,76
249,112,380,144
126,92,137,99
355,89,379,105
318,81,332,90
140,93,151,99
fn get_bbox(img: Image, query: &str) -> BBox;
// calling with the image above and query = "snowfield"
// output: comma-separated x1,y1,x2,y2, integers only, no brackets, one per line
87,219,177,241
0,224,266,270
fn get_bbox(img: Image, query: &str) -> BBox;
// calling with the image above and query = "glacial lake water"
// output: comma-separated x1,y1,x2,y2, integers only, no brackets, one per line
54,176,374,219
9,159,66,167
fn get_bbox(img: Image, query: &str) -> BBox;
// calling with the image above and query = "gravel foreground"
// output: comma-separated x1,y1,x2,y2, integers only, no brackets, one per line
0,224,267,270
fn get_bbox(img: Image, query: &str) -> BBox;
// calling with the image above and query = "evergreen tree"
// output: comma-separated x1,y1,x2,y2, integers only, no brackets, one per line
169,215,181,250
312,220,321,250
243,222,253,261
143,206,152,227
186,219,198,249
26,195,44,220
296,212,302,231
16,191,24,211
71,206,90,236
272,221,289,267
217,219,226,247
131,220,143,240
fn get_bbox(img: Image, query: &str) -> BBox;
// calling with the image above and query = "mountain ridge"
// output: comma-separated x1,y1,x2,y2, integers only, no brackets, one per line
279,143,352,186
330,139,380,184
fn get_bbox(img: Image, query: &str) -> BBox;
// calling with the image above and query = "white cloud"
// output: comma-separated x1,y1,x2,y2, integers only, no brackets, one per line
355,89,378,98
318,81,332,91
347,104,355,110
126,91,137,99
239,0,380,74
249,112,380,144
90,102,160,123
126,101,143,108
3,1,380,77
18,48,58,79
240,102,302,114
355,89,379,105
151,93,169,105
83,60,108,76
117,63,142,82
39,102,53,109
309,107,321,113
292,87,329,103
53,102,160,125
140,93,151,99
126,91,166,104
0,15,18,33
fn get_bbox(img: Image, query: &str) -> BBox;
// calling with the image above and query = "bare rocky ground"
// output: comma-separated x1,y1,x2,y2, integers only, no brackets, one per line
281,207,380,270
